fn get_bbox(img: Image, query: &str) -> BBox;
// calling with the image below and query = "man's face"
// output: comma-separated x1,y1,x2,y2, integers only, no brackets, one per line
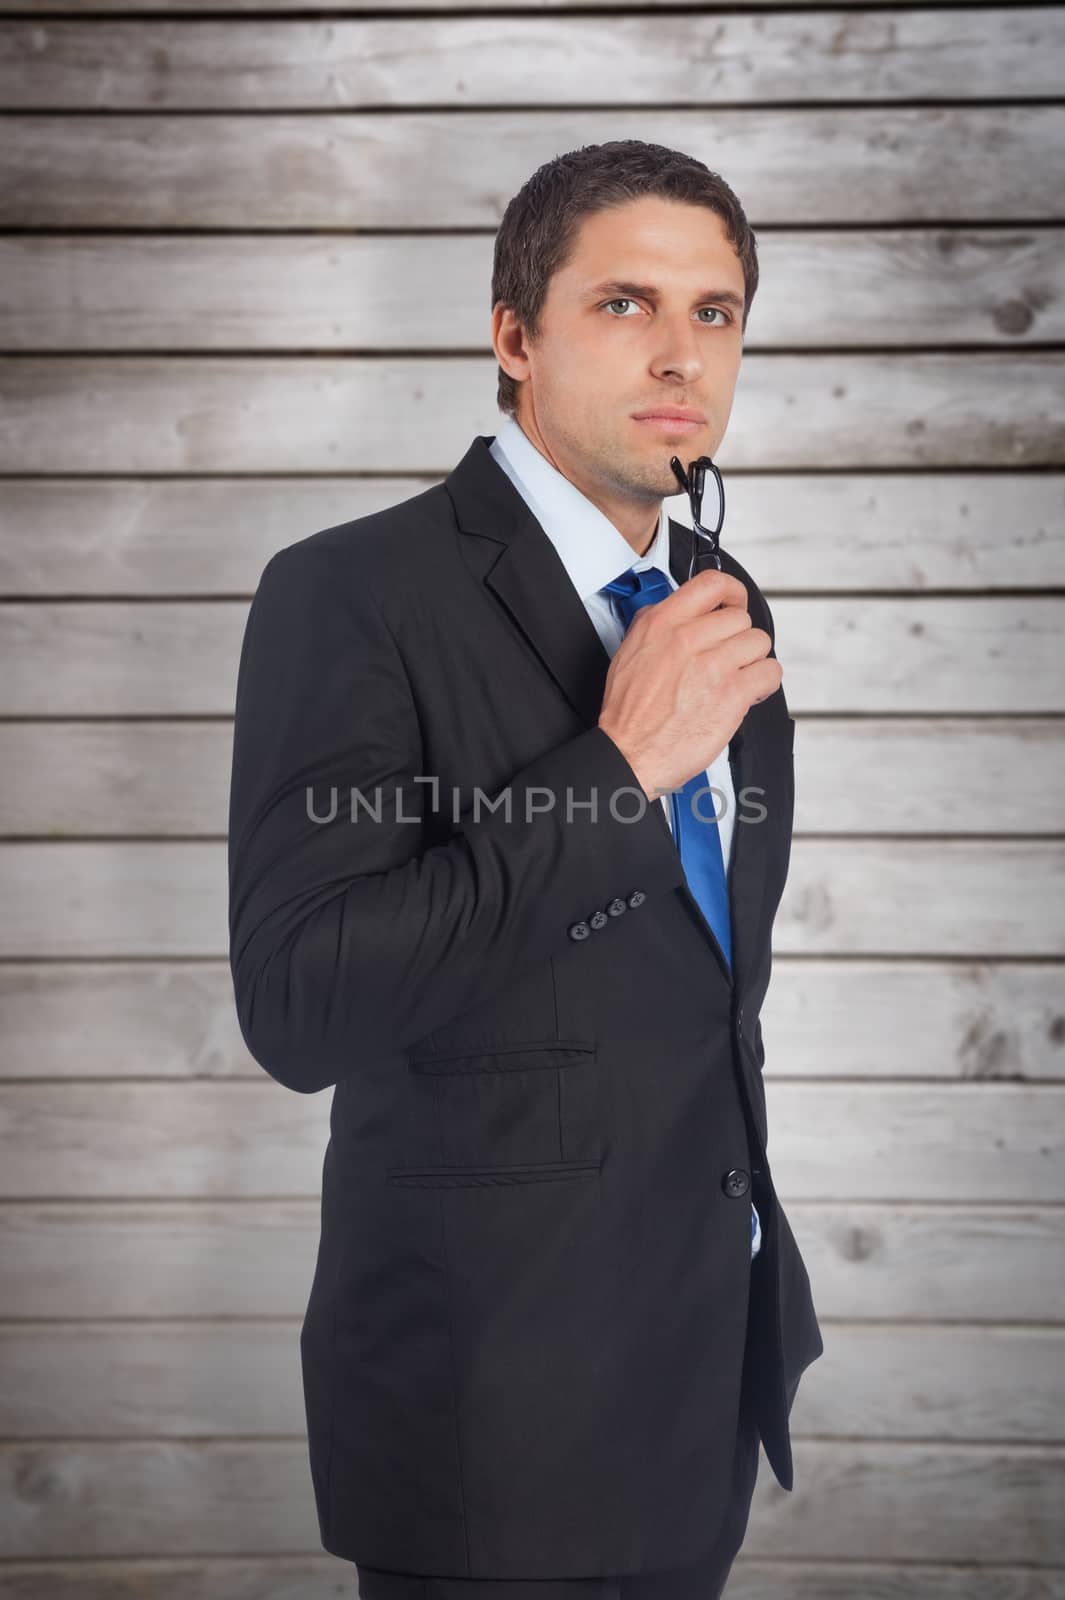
493,194,747,511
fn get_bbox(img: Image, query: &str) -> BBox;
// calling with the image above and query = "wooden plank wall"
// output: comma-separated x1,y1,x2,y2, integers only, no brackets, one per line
1,1,1063,1594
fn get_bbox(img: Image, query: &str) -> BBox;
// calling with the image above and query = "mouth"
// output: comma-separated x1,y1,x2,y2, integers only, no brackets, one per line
631,413,705,435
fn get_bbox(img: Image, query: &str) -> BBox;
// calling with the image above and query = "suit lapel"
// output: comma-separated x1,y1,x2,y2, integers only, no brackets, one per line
445,436,612,730
444,435,768,990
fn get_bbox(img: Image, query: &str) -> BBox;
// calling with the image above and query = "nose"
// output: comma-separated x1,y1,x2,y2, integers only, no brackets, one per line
649,311,705,385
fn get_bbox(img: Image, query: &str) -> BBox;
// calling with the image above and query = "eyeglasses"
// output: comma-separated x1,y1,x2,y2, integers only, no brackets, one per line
669,454,726,579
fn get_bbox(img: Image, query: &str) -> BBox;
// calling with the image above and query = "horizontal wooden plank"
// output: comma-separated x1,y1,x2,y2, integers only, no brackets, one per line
775,597,1065,713
792,1323,1065,1443
0,1437,1061,1562
0,1440,319,1558
4,355,1062,474
2,958,1064,1084
2,1199,1058,1322
0,1560,366,1600
2,12,1059,110
0,1322,307,1439
2,473,1062,595
743,1442,1065,1565
0,1081,331,1200
2,597,1063,716
0,840,1062,958
0,963,252,1080
3,230,1062,353
3,108,1062,227
0,1080,1060,1202
0,1200,319,1319
764,1082,1065,1203
759,958,1065,1083
789,719,1065,834
0,1563,1058,1600
4,718,1063,837
777,840,1065,954
0,0,1020,10
1,1320,1060,1444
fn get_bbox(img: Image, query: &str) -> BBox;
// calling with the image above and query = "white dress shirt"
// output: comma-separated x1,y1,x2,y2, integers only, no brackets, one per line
488,416,760,1262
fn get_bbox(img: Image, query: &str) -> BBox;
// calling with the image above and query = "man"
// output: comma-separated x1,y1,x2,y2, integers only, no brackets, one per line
228,139,823,1599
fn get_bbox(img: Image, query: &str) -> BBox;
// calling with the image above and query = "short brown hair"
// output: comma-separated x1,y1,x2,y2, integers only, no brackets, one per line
491,139,759,418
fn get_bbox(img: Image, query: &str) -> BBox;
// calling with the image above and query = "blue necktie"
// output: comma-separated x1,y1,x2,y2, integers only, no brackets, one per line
602,564,758,1260
601,565,733,971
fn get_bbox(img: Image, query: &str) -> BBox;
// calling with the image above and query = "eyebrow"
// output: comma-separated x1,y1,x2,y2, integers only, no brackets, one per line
582,279,745,311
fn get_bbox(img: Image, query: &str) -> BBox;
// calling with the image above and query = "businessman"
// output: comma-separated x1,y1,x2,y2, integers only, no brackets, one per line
228,138,823,1598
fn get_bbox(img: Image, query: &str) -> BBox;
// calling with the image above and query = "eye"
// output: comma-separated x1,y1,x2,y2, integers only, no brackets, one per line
602,299,733,326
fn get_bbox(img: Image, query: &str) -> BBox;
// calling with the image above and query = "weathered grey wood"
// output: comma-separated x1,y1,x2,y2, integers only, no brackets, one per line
4,355,1062,473
0,963,254,1080
0,1559,369,1600
728,1569,1065,1600
0,0,1061,1587
2,597,1062,716
1,1320,1061,1444
2,958,1064,1084
0,840,1062,957
0,1563,1060,1600
771,598,1065,713
0,1081,332,1199
3,718,1063,837
763,1082,1065,1203
0,1564,1061,1600
2,473,1061,595
0,474,428,594
2,12,1059,109
740,1441,1065,1564
788,720,1065,834
0,723,236,835
759,959,1065,1083
0,1436,1061,1562
0,1079,1060,1202
801,1205,1065,1324
0,0,1029,9
3,230,1061,352
0,1201,320,1318
0,1441,321,1558
790,1323,1065,1443
3,109,1062,227
776,840,1065,953
1,1199,1058,1321
0,1322,308,1438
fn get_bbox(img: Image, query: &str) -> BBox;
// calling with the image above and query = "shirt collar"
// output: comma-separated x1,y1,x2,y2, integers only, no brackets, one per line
488,415,672,601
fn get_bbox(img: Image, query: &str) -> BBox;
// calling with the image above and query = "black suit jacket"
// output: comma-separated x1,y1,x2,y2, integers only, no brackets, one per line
227,434,824,1577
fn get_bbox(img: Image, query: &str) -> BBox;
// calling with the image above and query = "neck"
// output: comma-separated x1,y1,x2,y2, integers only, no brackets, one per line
512,408,662,560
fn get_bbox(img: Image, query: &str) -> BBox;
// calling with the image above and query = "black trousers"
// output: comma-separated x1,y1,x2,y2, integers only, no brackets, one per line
356,1267,763,1600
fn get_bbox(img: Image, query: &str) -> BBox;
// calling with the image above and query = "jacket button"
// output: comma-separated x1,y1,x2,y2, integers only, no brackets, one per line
606,898,627,917
568,921,591,941
589,909,608,931
627,890,646,908
722,1168,750,1198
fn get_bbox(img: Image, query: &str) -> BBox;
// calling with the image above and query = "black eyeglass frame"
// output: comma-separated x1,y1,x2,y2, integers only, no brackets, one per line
670,454,726,579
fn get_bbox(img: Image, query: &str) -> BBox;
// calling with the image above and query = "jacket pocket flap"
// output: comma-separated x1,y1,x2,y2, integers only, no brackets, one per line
407,1039,596,1075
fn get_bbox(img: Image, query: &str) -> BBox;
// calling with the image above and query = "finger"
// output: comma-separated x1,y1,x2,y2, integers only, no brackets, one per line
671,569,748,615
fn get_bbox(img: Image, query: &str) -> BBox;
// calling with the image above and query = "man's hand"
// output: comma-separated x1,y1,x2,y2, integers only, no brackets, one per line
597,569,783,801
